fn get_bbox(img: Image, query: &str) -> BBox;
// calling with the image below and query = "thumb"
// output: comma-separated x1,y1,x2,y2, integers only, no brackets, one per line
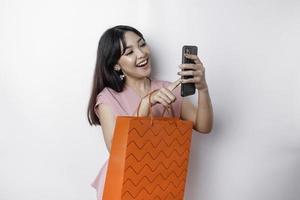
167,78,182,91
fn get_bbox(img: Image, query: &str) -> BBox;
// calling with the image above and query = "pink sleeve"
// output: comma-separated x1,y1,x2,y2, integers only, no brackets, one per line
93,89,117,121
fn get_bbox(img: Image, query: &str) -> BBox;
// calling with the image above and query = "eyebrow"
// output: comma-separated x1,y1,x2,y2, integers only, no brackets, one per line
123,38,144,51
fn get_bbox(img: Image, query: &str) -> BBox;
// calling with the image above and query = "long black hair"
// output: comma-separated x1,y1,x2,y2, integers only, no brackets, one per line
87,25,145,126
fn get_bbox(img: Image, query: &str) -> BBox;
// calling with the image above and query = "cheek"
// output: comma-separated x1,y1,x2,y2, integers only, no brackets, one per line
120,56,134,64
119,57,136,69
127,58,136,66
144,47,151,55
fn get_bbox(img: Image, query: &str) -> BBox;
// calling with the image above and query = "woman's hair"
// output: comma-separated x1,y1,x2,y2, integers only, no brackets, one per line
87,25,145,126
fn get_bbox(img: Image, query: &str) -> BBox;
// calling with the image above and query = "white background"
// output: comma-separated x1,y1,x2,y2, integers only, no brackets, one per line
1,0,299,199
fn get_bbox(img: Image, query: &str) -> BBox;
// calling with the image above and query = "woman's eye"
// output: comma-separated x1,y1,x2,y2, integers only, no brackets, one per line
125,43,146,55
125,51,133,55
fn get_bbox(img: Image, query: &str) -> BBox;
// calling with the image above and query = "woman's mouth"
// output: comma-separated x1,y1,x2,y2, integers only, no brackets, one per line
136,59,148,68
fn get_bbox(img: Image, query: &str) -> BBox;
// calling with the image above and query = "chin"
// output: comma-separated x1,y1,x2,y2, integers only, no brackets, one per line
137,63,151,74
144,65,151,76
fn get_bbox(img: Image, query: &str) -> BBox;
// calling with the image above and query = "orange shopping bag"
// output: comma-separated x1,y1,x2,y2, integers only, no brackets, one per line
102,89,193,200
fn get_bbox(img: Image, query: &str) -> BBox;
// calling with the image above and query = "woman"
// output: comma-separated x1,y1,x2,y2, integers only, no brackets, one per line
87,25,213,199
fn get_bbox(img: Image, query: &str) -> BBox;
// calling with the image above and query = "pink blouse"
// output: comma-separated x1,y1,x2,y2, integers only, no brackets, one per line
91,78,183,200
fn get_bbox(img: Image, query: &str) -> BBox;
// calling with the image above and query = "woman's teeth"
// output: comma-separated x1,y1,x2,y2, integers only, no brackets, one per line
137,59,148,67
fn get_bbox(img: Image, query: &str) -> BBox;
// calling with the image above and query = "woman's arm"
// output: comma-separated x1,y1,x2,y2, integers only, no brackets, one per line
96,104,116,153
178,53,214,133
194,88,213,133
180,88,213,133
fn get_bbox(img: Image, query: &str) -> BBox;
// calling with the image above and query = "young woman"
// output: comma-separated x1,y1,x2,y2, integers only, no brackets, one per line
87,25,213,199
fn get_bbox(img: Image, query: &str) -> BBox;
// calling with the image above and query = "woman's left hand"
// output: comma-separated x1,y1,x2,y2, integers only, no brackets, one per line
177,53,208,91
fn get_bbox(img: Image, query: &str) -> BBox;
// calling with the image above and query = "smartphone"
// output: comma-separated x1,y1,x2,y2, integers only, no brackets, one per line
181,45,198,97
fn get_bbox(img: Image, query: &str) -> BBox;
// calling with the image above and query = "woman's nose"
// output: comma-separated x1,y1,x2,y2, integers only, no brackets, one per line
135,47,146,58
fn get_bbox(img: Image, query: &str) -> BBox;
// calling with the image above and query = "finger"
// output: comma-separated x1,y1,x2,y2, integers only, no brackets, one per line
160,88,176,102
149,91,159,105
184,53,202,65
156,95,169,107
179,63,203,70
159,91,174,104
181,77,201,83
179,64,196,70
178,70,203,76
167,77,182,91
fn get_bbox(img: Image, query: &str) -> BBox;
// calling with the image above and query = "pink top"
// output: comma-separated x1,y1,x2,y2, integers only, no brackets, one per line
91,78,183,200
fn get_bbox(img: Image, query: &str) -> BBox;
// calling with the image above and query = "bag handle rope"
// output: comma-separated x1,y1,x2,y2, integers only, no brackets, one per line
136,89,176,126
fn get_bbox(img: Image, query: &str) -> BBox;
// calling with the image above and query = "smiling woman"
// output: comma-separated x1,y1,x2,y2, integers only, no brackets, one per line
86,25,213,200
117,31,152,80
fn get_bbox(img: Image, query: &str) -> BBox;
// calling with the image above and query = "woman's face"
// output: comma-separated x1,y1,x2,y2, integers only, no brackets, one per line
117,31,151,79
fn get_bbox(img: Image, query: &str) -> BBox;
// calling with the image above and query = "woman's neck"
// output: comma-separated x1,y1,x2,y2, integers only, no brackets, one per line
125,77,151,96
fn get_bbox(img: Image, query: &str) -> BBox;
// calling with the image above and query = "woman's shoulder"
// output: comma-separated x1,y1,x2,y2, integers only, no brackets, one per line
95,87,121,106
96,87,110,99
94,87,125,116
96,86,122,98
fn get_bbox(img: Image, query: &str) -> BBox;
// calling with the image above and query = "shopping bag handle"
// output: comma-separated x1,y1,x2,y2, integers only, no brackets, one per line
136,89,175,118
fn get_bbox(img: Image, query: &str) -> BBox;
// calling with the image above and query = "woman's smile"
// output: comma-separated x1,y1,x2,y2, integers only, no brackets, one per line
136,58,150,69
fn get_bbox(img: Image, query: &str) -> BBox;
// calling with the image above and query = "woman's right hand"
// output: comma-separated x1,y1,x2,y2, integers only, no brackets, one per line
149,78,182,107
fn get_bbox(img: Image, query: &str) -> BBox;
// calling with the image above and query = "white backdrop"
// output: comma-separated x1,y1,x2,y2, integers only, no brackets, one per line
1,0,299,199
